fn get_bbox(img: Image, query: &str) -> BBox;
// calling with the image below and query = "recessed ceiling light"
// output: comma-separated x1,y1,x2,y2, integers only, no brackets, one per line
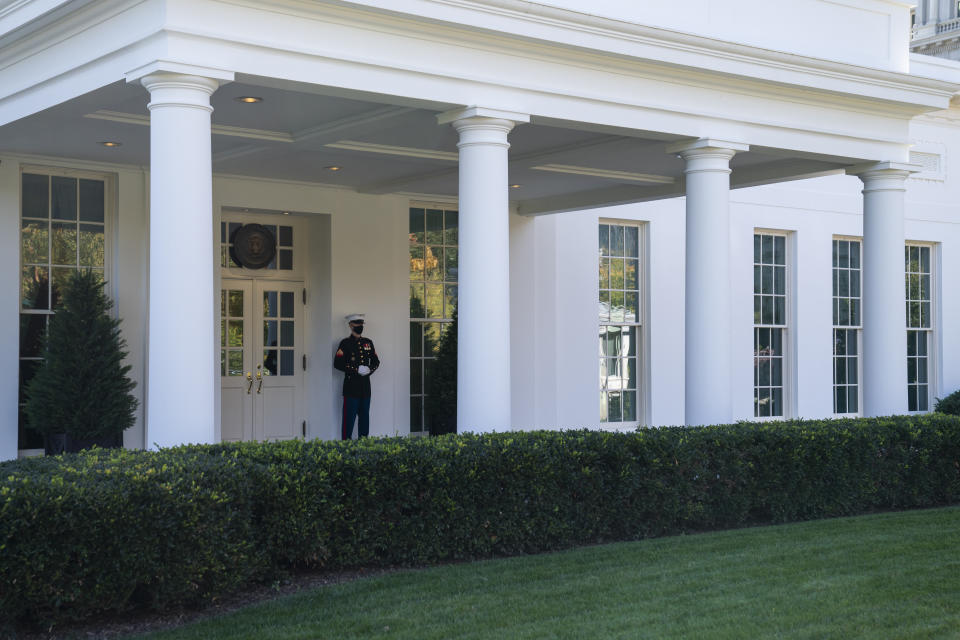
100,141,122,147
235,96,263,104
282,211,290,215
509,183,522,188
325,166,342,172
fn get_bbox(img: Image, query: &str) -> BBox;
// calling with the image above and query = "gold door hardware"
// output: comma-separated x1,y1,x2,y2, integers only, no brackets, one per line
245,371,253,394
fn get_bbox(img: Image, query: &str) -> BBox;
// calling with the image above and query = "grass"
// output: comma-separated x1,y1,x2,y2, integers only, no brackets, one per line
136,507,960,639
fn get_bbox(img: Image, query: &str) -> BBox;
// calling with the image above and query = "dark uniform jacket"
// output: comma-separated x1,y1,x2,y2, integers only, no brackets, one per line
334,336,380,398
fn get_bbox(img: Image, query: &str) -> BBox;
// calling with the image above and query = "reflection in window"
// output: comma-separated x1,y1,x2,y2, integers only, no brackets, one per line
409,206,458,433
833,239,861,414
19,172,107,449
754,233,787,418
599,222,640,423
906,244,933,412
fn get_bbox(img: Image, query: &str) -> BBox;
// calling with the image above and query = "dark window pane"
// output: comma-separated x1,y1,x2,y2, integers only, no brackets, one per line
623,390,636,421
772,358,782,387
611,225,624,257
50,267,74,310
762,265,772,295
280,321,294,347
280,350,294,376
918,331,928,355
19,359,41,405
411,359,422,395
21,221,48,264
771,388,783,416
838,240,849,269
759,359,770,386
774,297,785,326
22,266,49,310
835,386,847,414
761,235,773,264
409,208,425,239
22,174,49,219
599,225,609,256
444,210,458,245
278,249,293,270
774,266,785,296
920,247,930,273
263,320,278,347
78,224,104,267
624,226,639,258
848,386,858,414
832,240,838,268
754,234,762,264
918,385,929,412
78,179,104,222
835,358,846,385
410,396,422,432
279,225,293,247
850,270,860,298
263,291,277,317
607,392,621,422
263,350,278,376
918,358,928,384
907,358,917,384
850,300,860,326
908,385,917,412
51,176,77,221
907,331,916,357
410,284,425,318
410,322,422,358
445,248,458,282
850,242,860,268
19,314,45,357
426,209,443,244
847,356,858,384
280,292,294,318
625,258,640,290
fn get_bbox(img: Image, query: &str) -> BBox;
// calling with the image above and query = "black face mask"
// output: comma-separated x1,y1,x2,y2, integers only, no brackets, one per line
351,324,364,335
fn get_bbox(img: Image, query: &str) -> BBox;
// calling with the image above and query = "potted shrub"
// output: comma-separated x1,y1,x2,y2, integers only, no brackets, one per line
25,270,138,454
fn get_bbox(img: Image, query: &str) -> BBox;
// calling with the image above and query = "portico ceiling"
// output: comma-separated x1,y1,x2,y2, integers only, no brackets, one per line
0,75,857,214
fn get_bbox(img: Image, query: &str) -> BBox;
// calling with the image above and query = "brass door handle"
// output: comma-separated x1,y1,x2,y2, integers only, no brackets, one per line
256,364,263,394
246,372,253,394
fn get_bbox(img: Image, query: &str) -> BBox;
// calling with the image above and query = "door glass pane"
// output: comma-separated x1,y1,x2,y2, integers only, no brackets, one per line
263,291,277,317
280,321,294,347
228,350,243,376
410,322,422,358
280,350,294,376
19,314,45,358
263,350,277,376
228,320,243,347
229,290,243,317
278,250,293,270
280,292,294,318
263,320,278,347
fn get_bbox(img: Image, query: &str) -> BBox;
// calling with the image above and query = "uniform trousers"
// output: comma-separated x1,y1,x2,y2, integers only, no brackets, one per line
341,396,371,439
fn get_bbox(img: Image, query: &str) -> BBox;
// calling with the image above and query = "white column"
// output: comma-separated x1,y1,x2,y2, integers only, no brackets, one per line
141,72,222,448
848,162,917,417
666,138,748,426
438,107,529,432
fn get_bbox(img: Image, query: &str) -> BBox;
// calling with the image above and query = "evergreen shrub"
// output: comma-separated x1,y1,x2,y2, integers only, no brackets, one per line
2,415,959,629
935,389,960,416
24,270,137,447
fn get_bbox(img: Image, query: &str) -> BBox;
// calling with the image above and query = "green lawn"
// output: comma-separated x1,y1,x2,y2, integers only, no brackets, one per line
137,507,960,639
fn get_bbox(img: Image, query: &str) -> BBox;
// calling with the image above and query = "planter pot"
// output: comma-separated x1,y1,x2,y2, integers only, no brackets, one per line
44,432,123,455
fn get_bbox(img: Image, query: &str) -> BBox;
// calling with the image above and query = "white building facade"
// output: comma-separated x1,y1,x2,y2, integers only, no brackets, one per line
1,0,958,459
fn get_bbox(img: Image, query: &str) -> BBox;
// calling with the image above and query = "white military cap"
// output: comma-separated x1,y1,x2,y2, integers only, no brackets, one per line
345,313,365,323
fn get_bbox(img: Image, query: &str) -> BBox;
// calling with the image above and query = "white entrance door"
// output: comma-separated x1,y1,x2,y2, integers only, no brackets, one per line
220,279,304,441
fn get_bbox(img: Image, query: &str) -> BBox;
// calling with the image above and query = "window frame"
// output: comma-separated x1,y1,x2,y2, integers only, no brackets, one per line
752,229,792,420
905,241,938,414
831,236,863,417
598,219,646,429
18,165,115,454
408,202,459,435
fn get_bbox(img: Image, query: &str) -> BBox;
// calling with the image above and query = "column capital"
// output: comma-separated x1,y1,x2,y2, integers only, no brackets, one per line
846,161,921,181
125,61,234,85
437,106,530,127
665,137,749,157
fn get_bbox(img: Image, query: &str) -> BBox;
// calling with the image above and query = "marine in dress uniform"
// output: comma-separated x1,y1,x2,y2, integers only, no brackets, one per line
333,313,380,439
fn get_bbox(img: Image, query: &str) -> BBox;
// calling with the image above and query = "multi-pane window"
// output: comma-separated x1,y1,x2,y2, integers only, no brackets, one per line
832,239,861,414
753,233,787,418
599,223,641,423
906,244,933,412
220,221,294,270
20,171,107,449
409,206,458,433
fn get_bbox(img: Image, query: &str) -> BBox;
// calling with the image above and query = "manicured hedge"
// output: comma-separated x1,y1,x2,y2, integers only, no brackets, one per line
2,415,960,629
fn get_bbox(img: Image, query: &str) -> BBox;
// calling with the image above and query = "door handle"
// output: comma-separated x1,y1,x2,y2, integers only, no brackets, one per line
256,364,263,394
246,371,253,394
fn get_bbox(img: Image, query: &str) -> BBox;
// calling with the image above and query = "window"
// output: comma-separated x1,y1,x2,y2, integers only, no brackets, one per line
832,239,861,414
19,170,107,449
753,232,787,418
409,205,458,433
599,222,641,423
905,244,933,412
